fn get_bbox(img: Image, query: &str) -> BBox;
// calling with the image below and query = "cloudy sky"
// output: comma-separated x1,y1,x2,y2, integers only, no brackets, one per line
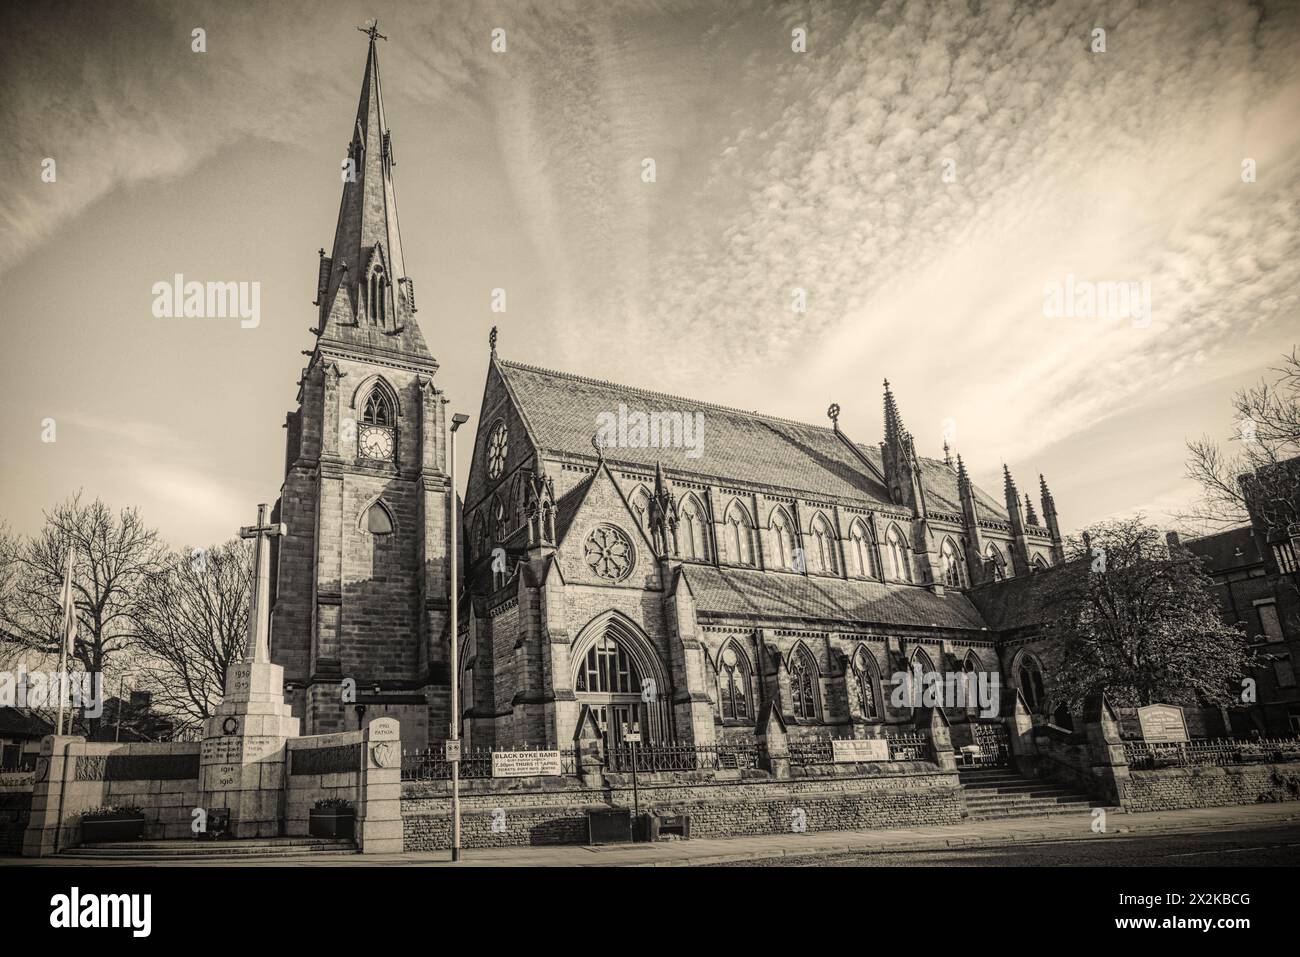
1,0,1298,550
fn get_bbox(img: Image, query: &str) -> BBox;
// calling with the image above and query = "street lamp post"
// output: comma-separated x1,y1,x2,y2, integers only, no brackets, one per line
448,410,470,862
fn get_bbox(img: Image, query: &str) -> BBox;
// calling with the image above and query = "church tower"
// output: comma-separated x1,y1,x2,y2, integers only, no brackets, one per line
270,27,451,746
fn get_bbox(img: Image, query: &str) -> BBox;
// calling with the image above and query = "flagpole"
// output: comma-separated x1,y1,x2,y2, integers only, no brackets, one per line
56,546,76,737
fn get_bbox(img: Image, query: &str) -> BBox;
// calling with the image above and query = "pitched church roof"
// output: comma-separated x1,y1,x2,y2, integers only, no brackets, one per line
684,564,988,631
316,31,435,363
496,358,1008,515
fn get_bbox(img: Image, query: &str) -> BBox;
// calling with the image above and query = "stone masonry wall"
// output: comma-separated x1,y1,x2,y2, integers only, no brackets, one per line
0,789,33,854
1121,762,1300,813
402,767,961,851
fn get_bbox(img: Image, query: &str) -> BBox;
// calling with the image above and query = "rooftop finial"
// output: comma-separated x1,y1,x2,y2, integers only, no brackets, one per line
943,438,952,466
489,325,498,355
827,403,840,429
358,18,387,42
591,431,605,463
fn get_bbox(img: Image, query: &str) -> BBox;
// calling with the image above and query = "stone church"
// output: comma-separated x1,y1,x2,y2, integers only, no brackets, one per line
268,34,1067,752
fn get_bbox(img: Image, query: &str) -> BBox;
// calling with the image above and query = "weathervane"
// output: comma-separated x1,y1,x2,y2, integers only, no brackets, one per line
358,18,387,42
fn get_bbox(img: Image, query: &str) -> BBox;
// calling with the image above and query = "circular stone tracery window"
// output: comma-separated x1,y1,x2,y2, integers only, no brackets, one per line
584,525,634,582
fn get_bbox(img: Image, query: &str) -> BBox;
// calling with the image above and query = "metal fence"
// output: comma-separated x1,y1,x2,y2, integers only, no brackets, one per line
1122,736,1300,770
605,741,760,773
401,747,579,781
788,731,934,767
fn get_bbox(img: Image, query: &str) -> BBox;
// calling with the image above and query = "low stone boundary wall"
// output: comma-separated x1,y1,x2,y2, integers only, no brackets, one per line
402,765,961,851
284,732,364,837
1121,763,1300,813
0,781,33,854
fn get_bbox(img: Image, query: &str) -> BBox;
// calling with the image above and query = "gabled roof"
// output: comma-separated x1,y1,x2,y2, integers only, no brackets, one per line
1184,526,1263,573
0,707,54,739
496,358,1006,515
683,564,989,632
966,564,1075,632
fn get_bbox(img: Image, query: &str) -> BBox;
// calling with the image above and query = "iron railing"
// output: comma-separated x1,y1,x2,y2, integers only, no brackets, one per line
606,741,760,773
1122,736,1300,770
788,731,935,766
884,731,933,762
401,746,579,781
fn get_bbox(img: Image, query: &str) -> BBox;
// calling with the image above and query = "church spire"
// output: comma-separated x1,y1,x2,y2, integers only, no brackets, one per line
883,379,905,443
316,26,433,362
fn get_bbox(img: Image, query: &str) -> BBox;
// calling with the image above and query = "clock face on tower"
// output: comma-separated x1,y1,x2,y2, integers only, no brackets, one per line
359,424,395,461
487,422,508,479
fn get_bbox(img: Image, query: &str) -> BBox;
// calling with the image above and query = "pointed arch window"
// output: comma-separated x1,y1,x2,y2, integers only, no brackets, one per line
493,499,508,544
724,502,755,566
770,508,796,570
716,643,751,720
367,262,388,326
1032,553,1049,572
358,384,396,462
679,496,709,561
885,524,912,583
576,635,639,694
365,501,394,535
809,513,838,575
985,543,1007,581
940,537,967,588
1017,654,1047,713
789,646,820,720
852,647,881,720
848,519,877,579
630,487,651,534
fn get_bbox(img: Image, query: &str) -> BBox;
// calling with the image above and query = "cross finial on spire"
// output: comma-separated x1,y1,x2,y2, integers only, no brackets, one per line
358,18,387,42
827,403,840,428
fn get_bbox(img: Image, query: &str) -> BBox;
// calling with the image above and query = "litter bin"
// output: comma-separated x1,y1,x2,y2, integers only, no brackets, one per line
656,813,691,840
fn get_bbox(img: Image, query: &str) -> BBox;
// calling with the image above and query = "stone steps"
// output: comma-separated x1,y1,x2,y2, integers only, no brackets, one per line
62,837,357,859
958,768,1102,822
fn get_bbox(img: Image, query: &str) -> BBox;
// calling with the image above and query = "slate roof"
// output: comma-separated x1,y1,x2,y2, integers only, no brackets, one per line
965,565,1074,632
1184,526,1263,573
0,707,54,739
497,358,1009,517
683,564,990,632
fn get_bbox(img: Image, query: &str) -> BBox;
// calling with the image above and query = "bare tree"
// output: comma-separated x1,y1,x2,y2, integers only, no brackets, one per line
1185,347,1300,534
0,494,163,735
130,539,251,732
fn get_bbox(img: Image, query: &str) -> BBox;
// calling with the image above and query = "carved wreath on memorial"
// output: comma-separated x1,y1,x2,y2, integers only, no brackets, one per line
584,525,633,581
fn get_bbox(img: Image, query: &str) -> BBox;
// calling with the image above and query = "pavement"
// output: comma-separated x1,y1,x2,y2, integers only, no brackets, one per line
7,801,1300,867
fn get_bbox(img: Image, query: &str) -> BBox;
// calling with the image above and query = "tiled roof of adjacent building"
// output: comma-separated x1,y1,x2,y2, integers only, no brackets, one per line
0,707,54,738
683,564,990,632
965,564,1077,632
497,358,1008,517
1184,526,1263,573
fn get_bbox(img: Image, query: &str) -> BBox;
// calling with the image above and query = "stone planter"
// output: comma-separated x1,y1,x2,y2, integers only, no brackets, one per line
81,813,145,844
309,808,355,839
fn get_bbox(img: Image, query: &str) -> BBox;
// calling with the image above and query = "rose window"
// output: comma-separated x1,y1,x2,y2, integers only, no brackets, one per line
584,525,634,581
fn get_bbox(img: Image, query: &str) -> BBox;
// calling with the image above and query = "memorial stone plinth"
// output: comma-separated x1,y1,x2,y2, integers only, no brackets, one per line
199,659,300,838
198,503,299,838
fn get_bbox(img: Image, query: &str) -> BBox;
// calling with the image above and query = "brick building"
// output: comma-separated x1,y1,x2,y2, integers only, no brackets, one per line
269,34,1071,751
1181,519,1300,736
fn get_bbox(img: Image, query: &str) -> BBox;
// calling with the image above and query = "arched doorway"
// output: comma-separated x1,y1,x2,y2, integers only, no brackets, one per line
573,617,672,747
